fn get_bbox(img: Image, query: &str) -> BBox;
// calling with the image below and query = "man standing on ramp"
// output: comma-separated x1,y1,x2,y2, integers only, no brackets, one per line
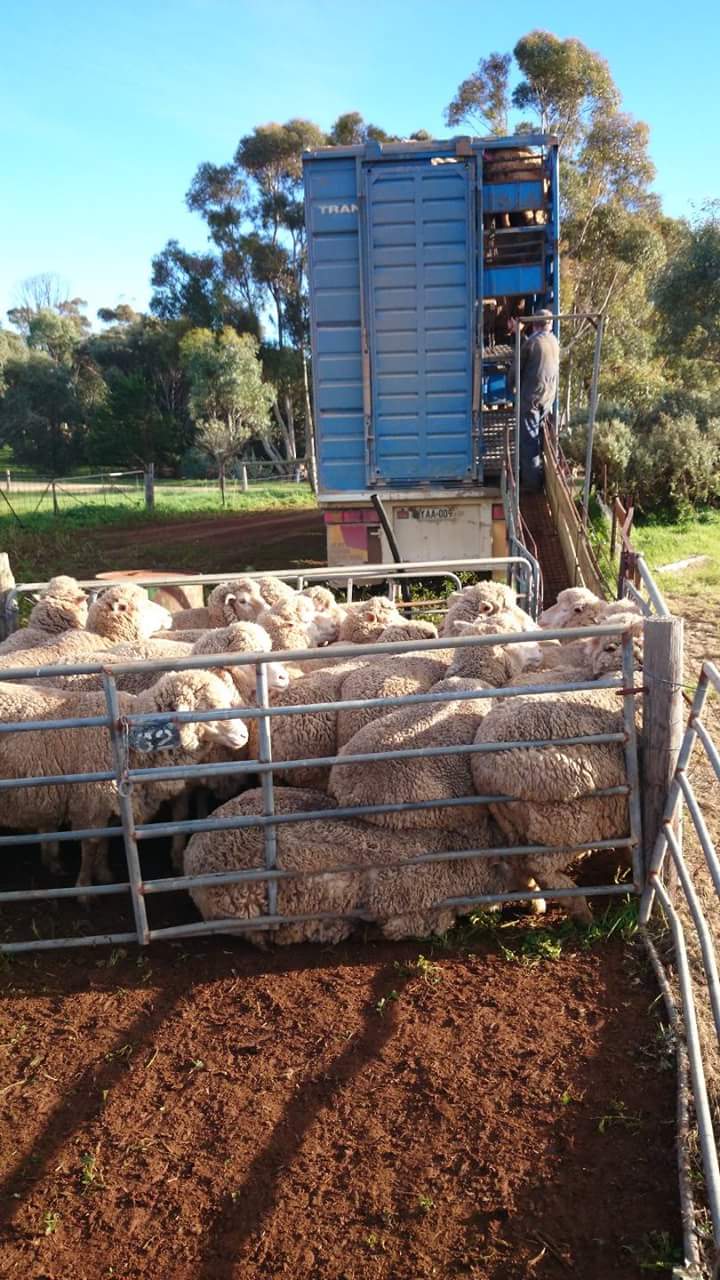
509,308,559,493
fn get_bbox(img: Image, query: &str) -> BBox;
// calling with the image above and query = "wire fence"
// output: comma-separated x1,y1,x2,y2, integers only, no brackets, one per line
0,460,312,522
0,470,145,520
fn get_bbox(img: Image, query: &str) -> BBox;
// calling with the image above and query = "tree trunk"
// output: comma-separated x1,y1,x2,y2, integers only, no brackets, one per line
302,352,319,496
219,459,226,506
284,394,297,462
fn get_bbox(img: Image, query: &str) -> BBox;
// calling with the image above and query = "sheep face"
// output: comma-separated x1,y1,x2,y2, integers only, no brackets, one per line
265,660,290,690
145,670,248,753
208,580,265,626
589,619,643,676
88,585,172,642
30,577,88,634
539,587,601,629
300,587,346,644
338,597,403,644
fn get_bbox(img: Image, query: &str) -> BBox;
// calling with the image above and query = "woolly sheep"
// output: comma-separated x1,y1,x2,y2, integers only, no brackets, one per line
4,583,172,667
470,687,630,919
0,669,249,887
260,660,370,789
169,607,212,631
539,587,643,631
376,620,439,644
299,585,347,643
442,582,536,637
0,577,88,655
184,786,513,945
87,584,173,642
337,597,405,645
336,651,451,747
207,575,296,626
257,595,328,651
445,615,542,684
329,676,493,829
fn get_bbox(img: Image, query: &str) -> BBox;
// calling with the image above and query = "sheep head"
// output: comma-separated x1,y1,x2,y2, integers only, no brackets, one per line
142,669,249,753
29,576,88,634
538,587,602,630
588,617,643,677
300,586,347,644
87,584,173,643
338,597,404,644
207,580,258,626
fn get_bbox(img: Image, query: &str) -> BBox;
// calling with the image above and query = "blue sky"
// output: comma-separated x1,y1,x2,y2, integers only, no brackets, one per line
1,0,717,327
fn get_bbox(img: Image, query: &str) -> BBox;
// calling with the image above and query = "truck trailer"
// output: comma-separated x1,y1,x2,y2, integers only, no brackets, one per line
303,132,559,566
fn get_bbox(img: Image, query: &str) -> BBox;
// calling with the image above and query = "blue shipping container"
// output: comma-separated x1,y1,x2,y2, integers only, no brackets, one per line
303,134,559,496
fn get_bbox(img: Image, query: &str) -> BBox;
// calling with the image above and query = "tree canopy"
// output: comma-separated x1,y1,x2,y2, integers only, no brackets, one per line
0,34,718,513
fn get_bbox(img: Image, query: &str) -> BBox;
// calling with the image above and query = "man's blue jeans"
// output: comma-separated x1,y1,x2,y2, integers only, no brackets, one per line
520,406,546,493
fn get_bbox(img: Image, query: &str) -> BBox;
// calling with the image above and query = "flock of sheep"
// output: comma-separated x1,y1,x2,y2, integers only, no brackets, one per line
0,570,645,943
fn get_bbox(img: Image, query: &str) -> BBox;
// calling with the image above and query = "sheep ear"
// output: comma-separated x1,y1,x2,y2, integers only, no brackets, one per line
225,593,237,605
454,620,475,634
479,601,494,615
448,591,463,604
366,611,378,623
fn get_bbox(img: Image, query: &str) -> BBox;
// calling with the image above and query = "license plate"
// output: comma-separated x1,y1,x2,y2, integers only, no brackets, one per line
412,507,453,521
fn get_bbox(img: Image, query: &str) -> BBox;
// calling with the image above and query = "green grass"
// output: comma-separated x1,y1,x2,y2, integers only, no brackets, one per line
632,509,720,602
0,482,316,528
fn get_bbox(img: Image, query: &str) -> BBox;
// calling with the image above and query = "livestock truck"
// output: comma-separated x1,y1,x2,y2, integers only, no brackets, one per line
303,132,559,568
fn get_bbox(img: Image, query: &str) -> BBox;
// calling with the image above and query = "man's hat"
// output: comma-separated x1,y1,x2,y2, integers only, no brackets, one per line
532,308,553,319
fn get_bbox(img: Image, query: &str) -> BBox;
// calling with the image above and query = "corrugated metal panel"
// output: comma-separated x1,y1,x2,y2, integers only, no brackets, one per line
365,161,474,484
483,263,545,297
305,158,366,492
484,181,545,213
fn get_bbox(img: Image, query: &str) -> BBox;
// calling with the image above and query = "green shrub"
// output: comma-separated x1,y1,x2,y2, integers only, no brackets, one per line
561,415,634,490
629,413,720,515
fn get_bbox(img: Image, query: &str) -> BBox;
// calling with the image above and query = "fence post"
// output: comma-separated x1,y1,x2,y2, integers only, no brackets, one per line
642,615,684,895
144,463,155,512
240,464,249,493
51,479,59,515
4,470,10,492
0,552,17,640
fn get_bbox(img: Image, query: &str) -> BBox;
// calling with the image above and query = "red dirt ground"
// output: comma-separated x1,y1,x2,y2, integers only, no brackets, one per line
0,931,679,1280
0,510,699,1279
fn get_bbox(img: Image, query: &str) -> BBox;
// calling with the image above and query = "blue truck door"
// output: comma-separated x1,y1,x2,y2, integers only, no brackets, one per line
364,159,475,485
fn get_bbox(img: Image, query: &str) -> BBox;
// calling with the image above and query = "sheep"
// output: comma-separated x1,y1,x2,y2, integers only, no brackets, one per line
441,582,536,637
470,686,631,920
207,575,297,627
36,622,290,703
523,612,643,680
184,786,514,945
261,660,371,789
0,669,249,888
299,585,347,643
445,617,541,685
328,676,494,829
337,596,405,644
257,594,329,651
86,583,173,642
169,608,213,631
376,620,439,644
336,650,451,746
539,587,643,631
0,577,88,655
